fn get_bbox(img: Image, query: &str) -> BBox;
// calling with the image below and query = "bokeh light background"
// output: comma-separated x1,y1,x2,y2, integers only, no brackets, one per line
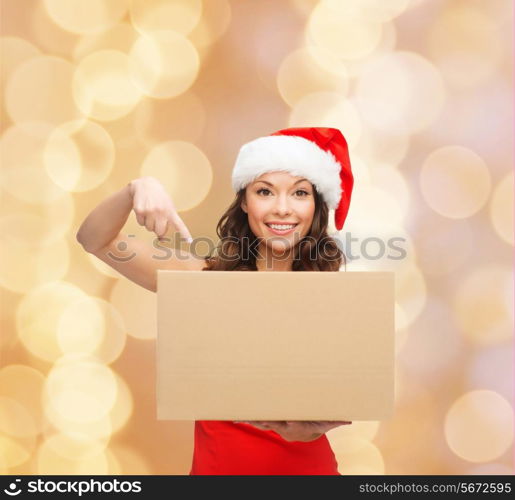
0,0,513,475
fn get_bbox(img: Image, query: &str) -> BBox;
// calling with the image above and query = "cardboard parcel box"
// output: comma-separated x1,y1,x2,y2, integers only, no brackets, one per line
157,270,395,421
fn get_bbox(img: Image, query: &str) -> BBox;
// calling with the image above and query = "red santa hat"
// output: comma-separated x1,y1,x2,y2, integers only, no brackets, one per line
231,127,354,231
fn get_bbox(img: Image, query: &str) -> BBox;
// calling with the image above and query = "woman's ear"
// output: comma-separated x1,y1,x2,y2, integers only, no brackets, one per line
241,197,247,214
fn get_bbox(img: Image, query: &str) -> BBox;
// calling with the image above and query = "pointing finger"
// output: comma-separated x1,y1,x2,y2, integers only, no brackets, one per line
170,214,193,243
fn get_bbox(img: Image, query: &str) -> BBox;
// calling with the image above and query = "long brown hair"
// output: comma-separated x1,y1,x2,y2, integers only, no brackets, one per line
202,186,345,272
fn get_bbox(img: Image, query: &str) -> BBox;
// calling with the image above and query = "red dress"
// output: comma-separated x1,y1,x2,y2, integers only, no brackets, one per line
189,420,340,475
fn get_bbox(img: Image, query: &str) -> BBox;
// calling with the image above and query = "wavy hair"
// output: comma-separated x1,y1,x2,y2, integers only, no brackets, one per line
202,185,345,272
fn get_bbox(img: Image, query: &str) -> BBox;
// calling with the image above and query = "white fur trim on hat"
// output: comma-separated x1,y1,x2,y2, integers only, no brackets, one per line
231,135,342,209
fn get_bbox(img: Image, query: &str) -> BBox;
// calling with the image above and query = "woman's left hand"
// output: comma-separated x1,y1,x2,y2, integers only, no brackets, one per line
235,420,352,442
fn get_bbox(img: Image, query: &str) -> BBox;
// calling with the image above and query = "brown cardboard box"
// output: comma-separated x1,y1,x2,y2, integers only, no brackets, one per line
156,270,395,421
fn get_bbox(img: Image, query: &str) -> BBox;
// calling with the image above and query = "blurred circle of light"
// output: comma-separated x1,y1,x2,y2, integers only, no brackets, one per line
57,297,106,360
468,343,512,402
335,21,398,80
0,227,69,294
0,212,67,249
322,0,411,23
356,128,410,167
44,356,118,423
109,373,133,434
188,0,232,52
43,0,129,35
355,51,446,134
73,50,144,122
0,123,68,204
73,23,140,61
43,398,113,441
43,120,115,192
56,297,127,364
307,1,382,60
140,141,213,211
453,265,513,345
393,263,426,329
425,80,511,165
0,433,35,469
29,0,79,58
0,192,74,246
16,281,89,362
37,433,111,474
398,298,463,382
90,303,127,365
428,4,502,90
0,37,41,88
420,146,491,219
128,30,200,99
0,365,46,435
330,436,385,474
130,0,202,36
289,92,362,148
0,397,37,439
110,279,156,340
277,47,350,108
56,263,107,302
5,56,83,126
489,172,513,245
39,432,107,461
133,91,206,147
41,375,129,441
412,213,475,277
444,390,513,463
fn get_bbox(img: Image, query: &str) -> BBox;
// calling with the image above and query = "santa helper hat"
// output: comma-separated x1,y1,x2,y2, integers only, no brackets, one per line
231,127,354,231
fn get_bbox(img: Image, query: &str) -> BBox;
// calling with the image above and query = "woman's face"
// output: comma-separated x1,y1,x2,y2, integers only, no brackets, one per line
241,171,316,254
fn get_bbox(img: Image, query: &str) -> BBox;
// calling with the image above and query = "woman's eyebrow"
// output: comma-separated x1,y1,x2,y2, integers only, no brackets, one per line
255,179,309,187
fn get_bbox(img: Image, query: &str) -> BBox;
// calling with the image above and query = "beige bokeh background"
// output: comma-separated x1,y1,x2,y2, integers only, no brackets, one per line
0,0,513,475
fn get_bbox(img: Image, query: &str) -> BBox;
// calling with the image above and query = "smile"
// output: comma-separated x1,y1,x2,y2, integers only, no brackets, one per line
265,223,298,235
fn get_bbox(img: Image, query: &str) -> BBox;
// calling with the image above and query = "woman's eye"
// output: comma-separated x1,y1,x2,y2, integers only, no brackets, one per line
256,188,310,196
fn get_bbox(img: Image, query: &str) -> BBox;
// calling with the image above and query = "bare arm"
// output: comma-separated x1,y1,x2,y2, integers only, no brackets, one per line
76,183,133,253
76,177,202,292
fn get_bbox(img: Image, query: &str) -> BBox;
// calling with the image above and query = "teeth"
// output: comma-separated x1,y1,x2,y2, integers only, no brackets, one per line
268,224,295,230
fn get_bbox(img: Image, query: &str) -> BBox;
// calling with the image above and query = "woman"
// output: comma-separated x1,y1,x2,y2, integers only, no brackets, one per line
76,126,354,475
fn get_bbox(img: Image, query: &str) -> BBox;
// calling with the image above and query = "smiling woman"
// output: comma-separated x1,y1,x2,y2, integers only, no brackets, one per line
76,125,355,475
202,170,344,272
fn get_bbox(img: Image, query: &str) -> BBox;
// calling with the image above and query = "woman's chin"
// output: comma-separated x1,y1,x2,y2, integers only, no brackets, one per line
263,240,293,254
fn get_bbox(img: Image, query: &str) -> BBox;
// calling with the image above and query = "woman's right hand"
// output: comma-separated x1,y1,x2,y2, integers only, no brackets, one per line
129,176,193,243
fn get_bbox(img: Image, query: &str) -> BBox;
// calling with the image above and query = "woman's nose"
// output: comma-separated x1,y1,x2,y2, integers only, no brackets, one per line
273,195,292,215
